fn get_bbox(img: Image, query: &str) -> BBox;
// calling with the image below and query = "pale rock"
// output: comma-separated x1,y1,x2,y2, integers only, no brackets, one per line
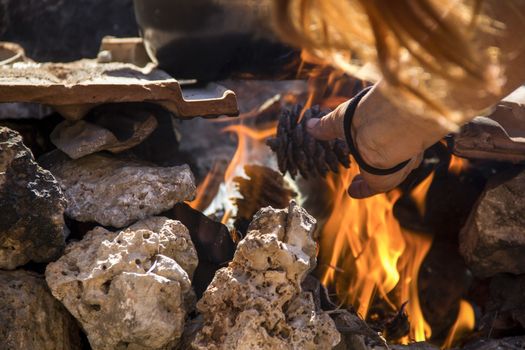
45,217,198,350
0,127,66,269
45,152,196,227
0,270,82,350
50,104,158,159
192,202,340,350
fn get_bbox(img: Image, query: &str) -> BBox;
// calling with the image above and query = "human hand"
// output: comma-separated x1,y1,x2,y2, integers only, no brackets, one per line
306,102,422,198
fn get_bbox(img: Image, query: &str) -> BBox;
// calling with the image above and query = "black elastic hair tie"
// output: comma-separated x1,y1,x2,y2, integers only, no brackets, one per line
343,86,410,176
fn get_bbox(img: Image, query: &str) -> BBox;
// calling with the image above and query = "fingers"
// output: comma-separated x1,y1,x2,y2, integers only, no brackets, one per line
347,175,380,198
347,153,424,199
306,108,346,140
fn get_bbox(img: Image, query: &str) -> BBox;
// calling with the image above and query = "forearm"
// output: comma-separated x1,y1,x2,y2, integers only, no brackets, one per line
351,82,447,168
353,55,525,169
350,1,525,169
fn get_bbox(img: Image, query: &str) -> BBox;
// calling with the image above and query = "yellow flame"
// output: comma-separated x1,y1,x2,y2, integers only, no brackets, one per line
319,166,434,341
189,160,227,211
442,300,475,349
221,123,276,183
448,155,469,175
410,172,434,217
188,120,277,221
397,230,433,342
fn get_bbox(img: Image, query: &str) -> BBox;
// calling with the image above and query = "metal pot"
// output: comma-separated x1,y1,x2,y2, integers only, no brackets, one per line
133,0,298,80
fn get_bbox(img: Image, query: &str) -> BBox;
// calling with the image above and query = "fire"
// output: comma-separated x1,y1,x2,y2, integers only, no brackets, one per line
191,120,277,221
319,165,434,342
221,123,277,183
397,229,433,342
448,155,469,175
189,66,472,346
410,172,434,218
441,300,475,349
189,160,228,211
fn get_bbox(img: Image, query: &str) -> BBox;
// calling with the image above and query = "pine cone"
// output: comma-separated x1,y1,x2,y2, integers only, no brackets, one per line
266,104,351,179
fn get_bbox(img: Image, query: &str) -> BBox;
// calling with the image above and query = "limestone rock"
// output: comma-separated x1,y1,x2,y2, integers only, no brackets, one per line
460,169,525,277
192,202,340,350
46,217,198,350
45,152,195,228
50,104,158,159
0,269,82,350
0,127,66,269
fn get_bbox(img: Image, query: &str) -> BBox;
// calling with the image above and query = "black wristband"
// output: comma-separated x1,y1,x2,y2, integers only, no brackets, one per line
343,86,411,176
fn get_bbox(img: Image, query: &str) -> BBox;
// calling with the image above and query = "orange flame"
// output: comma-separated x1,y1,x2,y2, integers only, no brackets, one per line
190,121,277,222
189,160,228,211
441,300,475,349
397,230,433,342
448,155,469,175
319,166,434,341
221,123,276,183
410,172,434,218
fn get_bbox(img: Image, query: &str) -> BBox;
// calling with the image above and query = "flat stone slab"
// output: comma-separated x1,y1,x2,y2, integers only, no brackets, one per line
0,59,238,120
450,86,525,163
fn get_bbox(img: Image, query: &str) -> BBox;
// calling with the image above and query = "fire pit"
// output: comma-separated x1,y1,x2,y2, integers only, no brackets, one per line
0,29,524,350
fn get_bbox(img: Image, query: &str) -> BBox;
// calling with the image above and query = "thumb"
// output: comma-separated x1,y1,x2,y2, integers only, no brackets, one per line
306,109,345,140
347,174,380,199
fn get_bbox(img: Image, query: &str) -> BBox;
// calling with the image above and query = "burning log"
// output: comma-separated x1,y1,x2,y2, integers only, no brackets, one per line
266,104,351,179
233,164,296,232
330,309,387,350
191,202,341,349
383,302,411,342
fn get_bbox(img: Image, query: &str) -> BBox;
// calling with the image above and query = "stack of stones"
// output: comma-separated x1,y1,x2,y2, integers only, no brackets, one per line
0,101,199,349
0,101,341,350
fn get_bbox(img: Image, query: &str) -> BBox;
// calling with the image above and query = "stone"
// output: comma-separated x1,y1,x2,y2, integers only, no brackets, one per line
43,152,196,228
45,217,198,350
0,59,238,120
192,202,340,350
479,274,525,336
451,86,525,163
0,269,82,350
50,103,158,159
0,127,66,269
462,337,525,350
459,169,525,278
